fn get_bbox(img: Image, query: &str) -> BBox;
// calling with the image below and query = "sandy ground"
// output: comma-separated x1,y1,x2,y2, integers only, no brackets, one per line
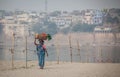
0,61,120,77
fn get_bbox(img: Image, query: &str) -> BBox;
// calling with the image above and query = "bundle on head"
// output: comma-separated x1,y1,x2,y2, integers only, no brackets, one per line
35,33,52,41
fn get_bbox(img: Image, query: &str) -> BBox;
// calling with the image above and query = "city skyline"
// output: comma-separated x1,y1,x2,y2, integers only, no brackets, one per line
0,0,120,12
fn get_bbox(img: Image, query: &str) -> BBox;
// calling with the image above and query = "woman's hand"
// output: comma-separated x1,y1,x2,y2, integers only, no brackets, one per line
34,38,38,45
46,53,48,57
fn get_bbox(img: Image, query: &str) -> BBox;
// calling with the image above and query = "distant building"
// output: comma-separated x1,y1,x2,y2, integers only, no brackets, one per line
72,15,82,24
92,10,103,24
1,11,33,37
0,10,5,19
83,11,93,24
94,26,112,32
16,13,29,23
83,9,103,24
49,15,72,26
4,16,15,24
3,24,27,37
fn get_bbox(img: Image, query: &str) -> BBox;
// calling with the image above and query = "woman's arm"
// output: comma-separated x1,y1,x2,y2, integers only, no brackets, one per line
43,45,48,57
34,38,38,46
45,49,48,57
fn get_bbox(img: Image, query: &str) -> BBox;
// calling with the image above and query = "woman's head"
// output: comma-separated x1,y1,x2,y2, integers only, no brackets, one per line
38,39,44,45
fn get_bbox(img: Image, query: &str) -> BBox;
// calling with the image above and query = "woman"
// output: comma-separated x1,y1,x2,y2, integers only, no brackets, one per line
34,38,48,69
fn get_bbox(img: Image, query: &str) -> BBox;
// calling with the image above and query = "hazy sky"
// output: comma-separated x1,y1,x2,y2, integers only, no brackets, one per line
0,0,120,12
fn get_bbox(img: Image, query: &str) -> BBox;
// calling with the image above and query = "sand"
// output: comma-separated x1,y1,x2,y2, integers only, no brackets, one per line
0,61,120,77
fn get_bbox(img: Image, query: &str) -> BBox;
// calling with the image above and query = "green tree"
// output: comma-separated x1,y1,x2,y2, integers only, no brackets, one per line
49,11,61,17
32,22,58,35
72,23,97,32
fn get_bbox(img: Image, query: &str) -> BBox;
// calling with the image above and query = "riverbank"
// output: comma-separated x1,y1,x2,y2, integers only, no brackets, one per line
0,61,120,77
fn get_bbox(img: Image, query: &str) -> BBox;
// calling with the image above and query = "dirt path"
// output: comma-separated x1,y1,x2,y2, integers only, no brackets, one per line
0,62,120,77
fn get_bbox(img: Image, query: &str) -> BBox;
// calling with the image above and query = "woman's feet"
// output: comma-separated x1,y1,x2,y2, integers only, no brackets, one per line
40,67,43,69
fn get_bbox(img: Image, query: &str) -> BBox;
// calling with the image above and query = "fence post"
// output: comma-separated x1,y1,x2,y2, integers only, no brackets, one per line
100,47,103,62
77,40,81,62
11,32,15,70
93,31,96,43
25,35,27,68
55,35,60,64
93,46,96,63
86,44,89,63
98,46,102,63
69,35,72,63
56,41,60,64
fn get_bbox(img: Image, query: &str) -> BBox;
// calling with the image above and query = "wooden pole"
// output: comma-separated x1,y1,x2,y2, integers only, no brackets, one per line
93,31,96,43
25,35,27,68
94,50,96,63
112,32,116,44
100,47,102,62
57,43,60,64
97,46,99,63
55,35,60,64
98,46,102,63
77,40,81,62
87,45,89,63
11,32,15,69
69,35,72,63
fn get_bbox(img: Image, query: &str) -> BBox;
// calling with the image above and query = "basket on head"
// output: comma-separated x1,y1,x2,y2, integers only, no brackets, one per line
35,33,47,40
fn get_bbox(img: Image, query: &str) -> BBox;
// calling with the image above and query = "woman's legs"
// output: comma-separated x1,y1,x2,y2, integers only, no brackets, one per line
40,51,45,68
37,53,41,67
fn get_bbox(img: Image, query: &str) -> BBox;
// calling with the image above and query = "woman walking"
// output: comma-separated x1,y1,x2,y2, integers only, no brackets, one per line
34,38,48,69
